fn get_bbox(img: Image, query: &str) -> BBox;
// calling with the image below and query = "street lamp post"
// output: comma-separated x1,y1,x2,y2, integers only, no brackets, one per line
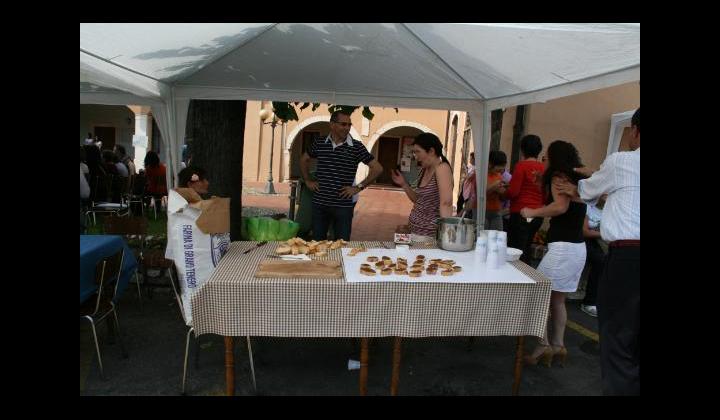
259,108,282,194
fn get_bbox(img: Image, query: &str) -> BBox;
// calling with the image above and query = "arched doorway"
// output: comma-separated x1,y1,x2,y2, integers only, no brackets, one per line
288,121,329,180
368,121,437,187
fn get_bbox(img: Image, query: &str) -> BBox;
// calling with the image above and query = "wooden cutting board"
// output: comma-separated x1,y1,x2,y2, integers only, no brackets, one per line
254,259,344,278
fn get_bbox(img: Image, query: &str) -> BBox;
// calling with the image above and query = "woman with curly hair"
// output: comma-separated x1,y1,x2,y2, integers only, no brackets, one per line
520,140,588,367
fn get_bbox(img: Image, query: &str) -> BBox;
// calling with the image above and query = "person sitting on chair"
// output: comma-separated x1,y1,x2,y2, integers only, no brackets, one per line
114,144,136,176
177,166,209,196
143,151,168,208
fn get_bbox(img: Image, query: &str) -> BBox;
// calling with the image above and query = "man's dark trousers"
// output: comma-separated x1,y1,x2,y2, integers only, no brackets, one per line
312,203,355,241
598,244,640,395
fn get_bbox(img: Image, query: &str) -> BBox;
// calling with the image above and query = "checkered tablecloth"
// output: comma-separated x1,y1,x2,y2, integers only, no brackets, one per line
191,241,551,339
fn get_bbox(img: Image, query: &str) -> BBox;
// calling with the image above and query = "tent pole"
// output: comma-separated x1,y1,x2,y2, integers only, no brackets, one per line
173,96,190,189
469,103,491,233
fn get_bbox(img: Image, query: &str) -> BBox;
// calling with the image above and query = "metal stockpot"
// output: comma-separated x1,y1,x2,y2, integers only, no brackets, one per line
436,217,476,251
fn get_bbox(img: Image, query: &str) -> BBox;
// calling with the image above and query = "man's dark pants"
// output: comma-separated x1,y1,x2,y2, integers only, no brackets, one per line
598,244,640,395
582,238,607,306
312,203,355,241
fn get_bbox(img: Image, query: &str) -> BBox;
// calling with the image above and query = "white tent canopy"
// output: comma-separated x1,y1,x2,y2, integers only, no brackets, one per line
80,22,640,229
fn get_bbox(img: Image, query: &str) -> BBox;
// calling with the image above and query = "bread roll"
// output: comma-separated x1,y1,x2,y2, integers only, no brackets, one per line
276,245,291,255
360,267,376,276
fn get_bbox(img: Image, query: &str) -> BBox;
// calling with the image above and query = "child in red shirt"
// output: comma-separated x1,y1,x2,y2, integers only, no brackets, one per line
505,135,545,263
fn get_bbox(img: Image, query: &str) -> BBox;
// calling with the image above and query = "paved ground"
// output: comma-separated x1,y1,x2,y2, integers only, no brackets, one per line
80,181,602,396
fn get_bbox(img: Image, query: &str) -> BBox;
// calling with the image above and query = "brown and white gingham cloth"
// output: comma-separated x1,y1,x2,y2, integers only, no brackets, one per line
191,241,551,339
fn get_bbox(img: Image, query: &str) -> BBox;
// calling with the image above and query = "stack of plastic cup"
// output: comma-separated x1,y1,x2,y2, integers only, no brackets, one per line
496,231,507,267
486,230,498,246
487,242,499,269
476,234,488,263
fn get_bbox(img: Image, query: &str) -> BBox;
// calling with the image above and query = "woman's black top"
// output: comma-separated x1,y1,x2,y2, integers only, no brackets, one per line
547,200,587,243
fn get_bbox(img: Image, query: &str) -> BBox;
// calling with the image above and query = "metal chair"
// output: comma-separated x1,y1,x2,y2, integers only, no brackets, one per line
86,175,130,225
165,263,256,395
145,173,167,220
80,248,129,379
127,174,146,217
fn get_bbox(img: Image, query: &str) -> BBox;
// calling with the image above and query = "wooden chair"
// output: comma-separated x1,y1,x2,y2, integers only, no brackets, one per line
103,215,173,301
141,248,175,299
80,248,129,379
102,216,146,302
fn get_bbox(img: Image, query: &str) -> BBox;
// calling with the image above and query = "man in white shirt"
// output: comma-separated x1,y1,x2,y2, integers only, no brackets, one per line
556,108,640,396
115,160,129,178
114,145,136,176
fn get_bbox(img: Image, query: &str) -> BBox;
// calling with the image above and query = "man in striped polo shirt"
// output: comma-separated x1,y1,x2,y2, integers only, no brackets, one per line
299,110,384,241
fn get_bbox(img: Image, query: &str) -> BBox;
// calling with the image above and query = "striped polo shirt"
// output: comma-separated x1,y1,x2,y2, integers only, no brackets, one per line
307,134,374,208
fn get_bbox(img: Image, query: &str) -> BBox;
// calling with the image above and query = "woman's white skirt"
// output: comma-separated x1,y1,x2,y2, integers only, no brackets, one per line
537,241,587,292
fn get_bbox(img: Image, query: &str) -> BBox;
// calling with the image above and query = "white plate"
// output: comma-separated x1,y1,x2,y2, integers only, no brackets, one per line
342,248,535,284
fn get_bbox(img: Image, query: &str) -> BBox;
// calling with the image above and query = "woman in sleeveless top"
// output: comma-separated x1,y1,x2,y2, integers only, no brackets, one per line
520,140,588,368
391,133,454,243
144,151,168,198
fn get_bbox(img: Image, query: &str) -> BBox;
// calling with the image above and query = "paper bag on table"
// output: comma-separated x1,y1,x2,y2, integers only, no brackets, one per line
165,188,230,325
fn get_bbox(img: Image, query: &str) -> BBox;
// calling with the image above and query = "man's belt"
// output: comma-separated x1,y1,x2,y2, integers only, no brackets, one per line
609,240,640,248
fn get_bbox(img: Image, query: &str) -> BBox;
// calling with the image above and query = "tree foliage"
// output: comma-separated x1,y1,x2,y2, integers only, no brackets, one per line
270,102,397,122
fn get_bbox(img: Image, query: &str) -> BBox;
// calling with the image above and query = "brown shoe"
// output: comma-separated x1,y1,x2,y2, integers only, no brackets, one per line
523,345,553,367
552,346,568,367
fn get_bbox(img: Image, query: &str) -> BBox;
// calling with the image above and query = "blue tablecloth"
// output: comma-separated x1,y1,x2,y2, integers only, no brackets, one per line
80,235,138,304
